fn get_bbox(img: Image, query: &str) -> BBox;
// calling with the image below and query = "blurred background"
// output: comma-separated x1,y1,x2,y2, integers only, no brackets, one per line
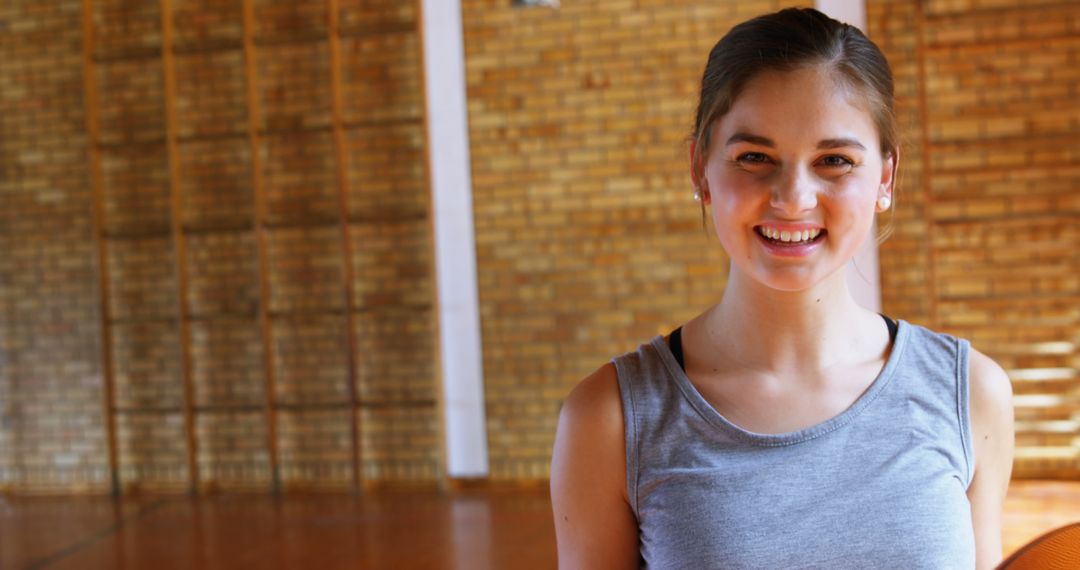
0,0,1077,567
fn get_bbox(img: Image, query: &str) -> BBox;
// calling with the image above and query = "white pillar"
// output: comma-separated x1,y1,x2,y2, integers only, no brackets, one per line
420,0,489,477
816,0,866,34
816,0,882,313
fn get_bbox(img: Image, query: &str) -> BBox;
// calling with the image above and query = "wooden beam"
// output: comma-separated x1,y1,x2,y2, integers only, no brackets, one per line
327,0,363,494
159,0,199,494
80,0,121,497
242,0,282,495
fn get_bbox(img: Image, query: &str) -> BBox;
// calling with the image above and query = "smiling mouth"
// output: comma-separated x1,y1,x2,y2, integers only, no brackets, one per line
754,226,826,245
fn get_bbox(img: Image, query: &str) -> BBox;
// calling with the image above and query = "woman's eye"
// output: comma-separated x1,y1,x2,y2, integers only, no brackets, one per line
819,155,854,168
736,152,770,164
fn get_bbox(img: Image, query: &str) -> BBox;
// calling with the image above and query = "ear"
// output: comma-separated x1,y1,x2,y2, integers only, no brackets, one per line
688,141,710,204
879,147,898,199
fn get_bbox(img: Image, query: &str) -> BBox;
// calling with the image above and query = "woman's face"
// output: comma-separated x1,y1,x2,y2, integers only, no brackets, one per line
696,65,894,293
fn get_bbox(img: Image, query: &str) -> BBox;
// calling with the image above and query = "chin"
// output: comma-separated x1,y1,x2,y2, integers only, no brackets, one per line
744,265,838,293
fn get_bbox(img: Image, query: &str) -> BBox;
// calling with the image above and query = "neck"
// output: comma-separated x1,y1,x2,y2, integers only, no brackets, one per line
705,265,876,372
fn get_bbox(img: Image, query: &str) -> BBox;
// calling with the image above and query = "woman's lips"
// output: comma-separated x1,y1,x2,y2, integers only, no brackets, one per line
753,225,826,256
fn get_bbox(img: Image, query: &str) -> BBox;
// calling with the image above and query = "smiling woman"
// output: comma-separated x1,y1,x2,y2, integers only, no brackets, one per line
698,65,890,292
550,7,1015,570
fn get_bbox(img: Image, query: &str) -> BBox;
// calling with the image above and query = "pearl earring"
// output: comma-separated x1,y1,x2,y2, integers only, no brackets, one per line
877,195,892,211
693,190,702,202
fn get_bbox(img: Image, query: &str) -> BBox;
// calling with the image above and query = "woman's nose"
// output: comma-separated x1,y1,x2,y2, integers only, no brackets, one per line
770,166,819,215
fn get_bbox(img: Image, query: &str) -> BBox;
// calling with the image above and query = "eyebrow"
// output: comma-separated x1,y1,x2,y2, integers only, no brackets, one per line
725,132,867,151
725,132,775,147
817,138,867,151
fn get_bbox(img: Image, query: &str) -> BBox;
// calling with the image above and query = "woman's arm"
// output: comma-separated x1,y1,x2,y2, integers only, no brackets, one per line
550,362,640,569
966,348,1015,570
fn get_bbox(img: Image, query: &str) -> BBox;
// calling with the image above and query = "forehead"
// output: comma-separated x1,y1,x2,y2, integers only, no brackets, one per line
716,66,879,148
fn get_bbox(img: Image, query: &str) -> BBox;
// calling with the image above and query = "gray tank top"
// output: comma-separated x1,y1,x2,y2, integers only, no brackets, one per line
613,319,976,569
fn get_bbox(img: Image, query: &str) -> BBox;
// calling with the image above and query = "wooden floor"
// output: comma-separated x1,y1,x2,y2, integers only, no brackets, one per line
2,480,1078,569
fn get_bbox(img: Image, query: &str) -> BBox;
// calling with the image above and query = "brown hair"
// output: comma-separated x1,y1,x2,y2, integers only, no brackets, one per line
690,8,899,234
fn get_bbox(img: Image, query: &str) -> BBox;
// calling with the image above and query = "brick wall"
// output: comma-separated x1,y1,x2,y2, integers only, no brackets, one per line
461,0,805,480
463,0,1078,480
0,0,108,491
870,0,1080,478
0,0,436,493
1,0,1076,492
868,0,933,324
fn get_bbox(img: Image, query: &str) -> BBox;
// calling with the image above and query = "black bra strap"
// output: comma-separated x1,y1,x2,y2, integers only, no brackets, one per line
669,314,897,373
670,326,685,372
880,313,898,342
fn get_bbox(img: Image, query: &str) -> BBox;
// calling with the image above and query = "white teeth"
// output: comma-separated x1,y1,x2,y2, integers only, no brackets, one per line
759,227,821,243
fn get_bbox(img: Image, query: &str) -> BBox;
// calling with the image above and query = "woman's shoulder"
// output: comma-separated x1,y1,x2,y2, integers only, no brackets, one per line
894,319,975,368
553,360,632,504
899,318,962,344
551,359,640,568
898,319,1007,374
898,320,1013,443
560,361,622,434
561,330,676,423
967,346,1013,436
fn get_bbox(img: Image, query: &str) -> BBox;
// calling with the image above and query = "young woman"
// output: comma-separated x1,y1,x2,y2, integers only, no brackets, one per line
551,8,1014,569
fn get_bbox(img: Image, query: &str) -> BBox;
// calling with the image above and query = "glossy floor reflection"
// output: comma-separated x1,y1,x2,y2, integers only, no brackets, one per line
2,481,1077,569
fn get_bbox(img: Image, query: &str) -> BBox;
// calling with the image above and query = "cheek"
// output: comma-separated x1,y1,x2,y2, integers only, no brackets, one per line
708,187,762,257
710,186,759,233
835,184,877,212
827,180,879,234
710,170,765,211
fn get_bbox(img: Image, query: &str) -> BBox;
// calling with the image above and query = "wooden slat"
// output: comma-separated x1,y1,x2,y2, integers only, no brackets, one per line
1015,421,1079,434
1014,394,1070,408
159,0,199,495
242,0,281,495
80,0,120,497
1014,447,1079,460
327,0,363,494
1008,368,1077,382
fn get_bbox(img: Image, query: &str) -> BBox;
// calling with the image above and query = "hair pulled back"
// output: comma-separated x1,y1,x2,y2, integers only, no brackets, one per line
691,8,898,187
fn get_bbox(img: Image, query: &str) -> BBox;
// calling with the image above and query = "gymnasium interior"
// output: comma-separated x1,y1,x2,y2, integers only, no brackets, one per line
1,0,1078,567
